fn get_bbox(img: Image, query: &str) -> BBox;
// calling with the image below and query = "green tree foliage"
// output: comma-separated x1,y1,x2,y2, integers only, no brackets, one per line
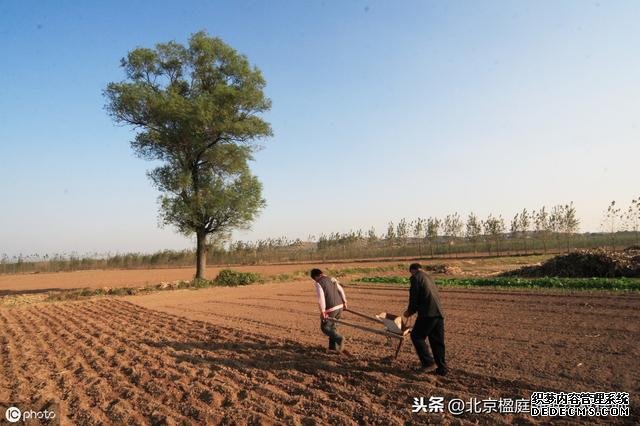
12,200,626,274
562,202,580,251
412,218,425,239
510,214,520,245
511,209,531,254
443,213,463,255
533,207,550,253
603,201,621,249
519,208,530,253
464,214,477,252
482,214,505,255
385,222,396,243
628,197,640,244
412,218,426,255
426,217,441,257
104,31,271,278
367,227,378,245
317,231,364,250
465,212,481,253
549,205,565,250
396,218,409,244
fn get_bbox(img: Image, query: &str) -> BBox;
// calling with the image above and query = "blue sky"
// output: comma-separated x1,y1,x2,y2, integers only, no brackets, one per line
1,1,638,257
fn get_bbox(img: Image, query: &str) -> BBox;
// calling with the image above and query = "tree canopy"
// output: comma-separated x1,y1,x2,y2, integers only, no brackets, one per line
105,31,272,278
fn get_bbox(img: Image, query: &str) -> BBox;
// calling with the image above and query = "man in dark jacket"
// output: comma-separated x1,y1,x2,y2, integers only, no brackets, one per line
403,263,448,375
310,268,348,352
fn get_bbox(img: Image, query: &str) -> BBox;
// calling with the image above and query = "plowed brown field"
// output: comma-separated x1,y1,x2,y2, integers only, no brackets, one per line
1,279,638,424
0,262,400,293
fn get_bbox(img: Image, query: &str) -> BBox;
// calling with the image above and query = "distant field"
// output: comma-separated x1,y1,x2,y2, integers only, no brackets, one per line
0,254,546,296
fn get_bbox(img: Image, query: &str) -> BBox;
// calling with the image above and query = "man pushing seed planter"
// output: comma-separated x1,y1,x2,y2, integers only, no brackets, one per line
403,263,448,376
310,268,348,352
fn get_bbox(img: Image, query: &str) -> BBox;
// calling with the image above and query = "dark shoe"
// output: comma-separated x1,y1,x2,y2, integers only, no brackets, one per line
433,367,448,376
414,362,436,372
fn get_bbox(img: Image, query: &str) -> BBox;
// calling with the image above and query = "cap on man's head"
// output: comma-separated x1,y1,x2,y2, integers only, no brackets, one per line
310,268,323,279
409,263,422,272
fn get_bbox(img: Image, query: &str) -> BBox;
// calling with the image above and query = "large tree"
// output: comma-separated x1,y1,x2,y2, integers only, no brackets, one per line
105,31,272,278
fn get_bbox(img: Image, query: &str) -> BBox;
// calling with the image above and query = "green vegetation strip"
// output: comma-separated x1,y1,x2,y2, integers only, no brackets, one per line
355,276,640,291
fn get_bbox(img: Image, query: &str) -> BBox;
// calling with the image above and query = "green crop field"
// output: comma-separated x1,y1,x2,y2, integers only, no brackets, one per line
354,276,640,292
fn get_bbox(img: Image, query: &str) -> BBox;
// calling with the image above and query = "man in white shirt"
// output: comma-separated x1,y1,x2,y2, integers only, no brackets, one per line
310,268,348,352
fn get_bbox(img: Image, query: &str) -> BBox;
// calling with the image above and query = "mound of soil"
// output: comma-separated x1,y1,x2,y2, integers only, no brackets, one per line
503,248,640,278
425,264,463,275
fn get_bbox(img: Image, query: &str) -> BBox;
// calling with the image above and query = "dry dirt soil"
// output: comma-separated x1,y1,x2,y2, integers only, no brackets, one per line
0,261,401,294
0,254,543,295
1,279,638,425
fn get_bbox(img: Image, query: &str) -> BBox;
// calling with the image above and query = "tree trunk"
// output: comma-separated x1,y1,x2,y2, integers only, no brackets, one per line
196,230,207,279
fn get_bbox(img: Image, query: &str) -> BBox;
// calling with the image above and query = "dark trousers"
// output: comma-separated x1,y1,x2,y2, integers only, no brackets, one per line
320,309,344,350
410,316,446,369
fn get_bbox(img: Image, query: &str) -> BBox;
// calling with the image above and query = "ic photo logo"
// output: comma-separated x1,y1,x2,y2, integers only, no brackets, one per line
5,406,21,423
3,404,57,423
